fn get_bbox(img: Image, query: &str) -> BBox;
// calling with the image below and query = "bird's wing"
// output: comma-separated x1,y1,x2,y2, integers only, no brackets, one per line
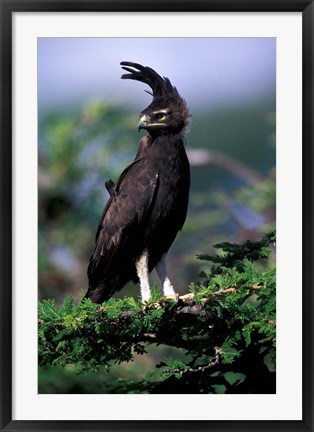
88,158,159,280
105,179,115,197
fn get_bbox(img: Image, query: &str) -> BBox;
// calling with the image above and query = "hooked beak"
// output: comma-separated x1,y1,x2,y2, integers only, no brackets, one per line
138,114,149,132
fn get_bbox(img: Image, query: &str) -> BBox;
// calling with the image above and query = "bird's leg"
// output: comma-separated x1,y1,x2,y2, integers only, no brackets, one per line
156,254,176,297
136,250,151,302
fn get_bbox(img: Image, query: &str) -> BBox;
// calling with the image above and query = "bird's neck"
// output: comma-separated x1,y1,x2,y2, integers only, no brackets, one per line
149,131,185,141
135,133,186,160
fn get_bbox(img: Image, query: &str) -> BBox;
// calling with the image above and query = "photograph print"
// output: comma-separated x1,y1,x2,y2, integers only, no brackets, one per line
38,37,276,394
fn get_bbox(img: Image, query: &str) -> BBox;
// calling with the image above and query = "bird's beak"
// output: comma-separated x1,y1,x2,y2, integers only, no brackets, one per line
138,114,149,132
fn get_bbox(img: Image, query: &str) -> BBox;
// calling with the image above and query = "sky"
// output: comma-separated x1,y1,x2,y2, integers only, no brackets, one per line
38,37,276,114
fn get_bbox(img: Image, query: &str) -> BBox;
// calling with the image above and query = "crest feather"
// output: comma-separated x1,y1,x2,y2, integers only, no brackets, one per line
120,61,179,99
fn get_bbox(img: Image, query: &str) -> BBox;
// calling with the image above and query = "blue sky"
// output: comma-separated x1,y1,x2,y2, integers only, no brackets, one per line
38,37,276,114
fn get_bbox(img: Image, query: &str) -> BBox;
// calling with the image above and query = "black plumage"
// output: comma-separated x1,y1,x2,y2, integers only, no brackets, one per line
85,61,191,303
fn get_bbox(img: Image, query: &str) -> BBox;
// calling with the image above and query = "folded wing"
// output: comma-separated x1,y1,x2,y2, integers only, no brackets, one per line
86,158,159,301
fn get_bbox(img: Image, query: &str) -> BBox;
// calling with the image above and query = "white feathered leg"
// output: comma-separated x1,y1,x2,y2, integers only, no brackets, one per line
136,250,151,302
156,253,176,297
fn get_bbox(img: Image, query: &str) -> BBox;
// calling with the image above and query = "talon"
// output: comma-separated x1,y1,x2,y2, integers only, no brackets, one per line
165,293,179,303
150,302,162,309
180,293,195,304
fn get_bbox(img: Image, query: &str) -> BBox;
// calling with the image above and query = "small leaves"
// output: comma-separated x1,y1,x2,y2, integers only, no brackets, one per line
220,336,242,364
38,231,276,393
160,358,189,381
197,230,275,276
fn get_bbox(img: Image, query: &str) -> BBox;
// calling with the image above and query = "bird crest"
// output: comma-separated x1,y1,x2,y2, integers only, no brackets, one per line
120,61,191,133
120,61,180,99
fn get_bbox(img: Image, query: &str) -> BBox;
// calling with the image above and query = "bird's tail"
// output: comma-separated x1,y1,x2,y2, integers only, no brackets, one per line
83,283,114,304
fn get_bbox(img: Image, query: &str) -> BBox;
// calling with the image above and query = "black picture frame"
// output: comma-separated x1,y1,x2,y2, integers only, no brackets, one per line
1,1,313,431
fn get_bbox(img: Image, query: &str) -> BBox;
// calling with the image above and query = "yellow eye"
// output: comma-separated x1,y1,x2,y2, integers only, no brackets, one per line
159,114,166,121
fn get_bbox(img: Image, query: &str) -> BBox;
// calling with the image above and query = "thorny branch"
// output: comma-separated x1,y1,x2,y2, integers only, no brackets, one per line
147,284,263,309
162,347,222,377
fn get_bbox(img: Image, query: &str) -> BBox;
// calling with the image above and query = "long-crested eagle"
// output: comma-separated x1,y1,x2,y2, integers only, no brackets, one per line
84,61,190,303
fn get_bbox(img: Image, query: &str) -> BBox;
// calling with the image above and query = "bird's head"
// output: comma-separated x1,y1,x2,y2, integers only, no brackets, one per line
120,61,190,136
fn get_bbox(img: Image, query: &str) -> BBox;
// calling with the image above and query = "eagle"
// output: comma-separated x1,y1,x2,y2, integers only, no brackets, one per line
84,61,190,303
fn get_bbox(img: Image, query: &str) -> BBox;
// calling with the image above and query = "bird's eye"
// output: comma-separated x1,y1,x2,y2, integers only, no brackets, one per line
158,114,166,121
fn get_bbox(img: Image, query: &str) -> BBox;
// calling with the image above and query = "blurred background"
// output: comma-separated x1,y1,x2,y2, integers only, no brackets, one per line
38,37,276,392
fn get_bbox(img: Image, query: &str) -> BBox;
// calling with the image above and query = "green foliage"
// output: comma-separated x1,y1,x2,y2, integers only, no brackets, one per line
39,232,276,394
197,230,275,275
39,100,138,300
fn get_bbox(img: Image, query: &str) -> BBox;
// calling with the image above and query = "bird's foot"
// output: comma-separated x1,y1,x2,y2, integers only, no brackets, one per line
179,293,195,304
164,293,179,303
